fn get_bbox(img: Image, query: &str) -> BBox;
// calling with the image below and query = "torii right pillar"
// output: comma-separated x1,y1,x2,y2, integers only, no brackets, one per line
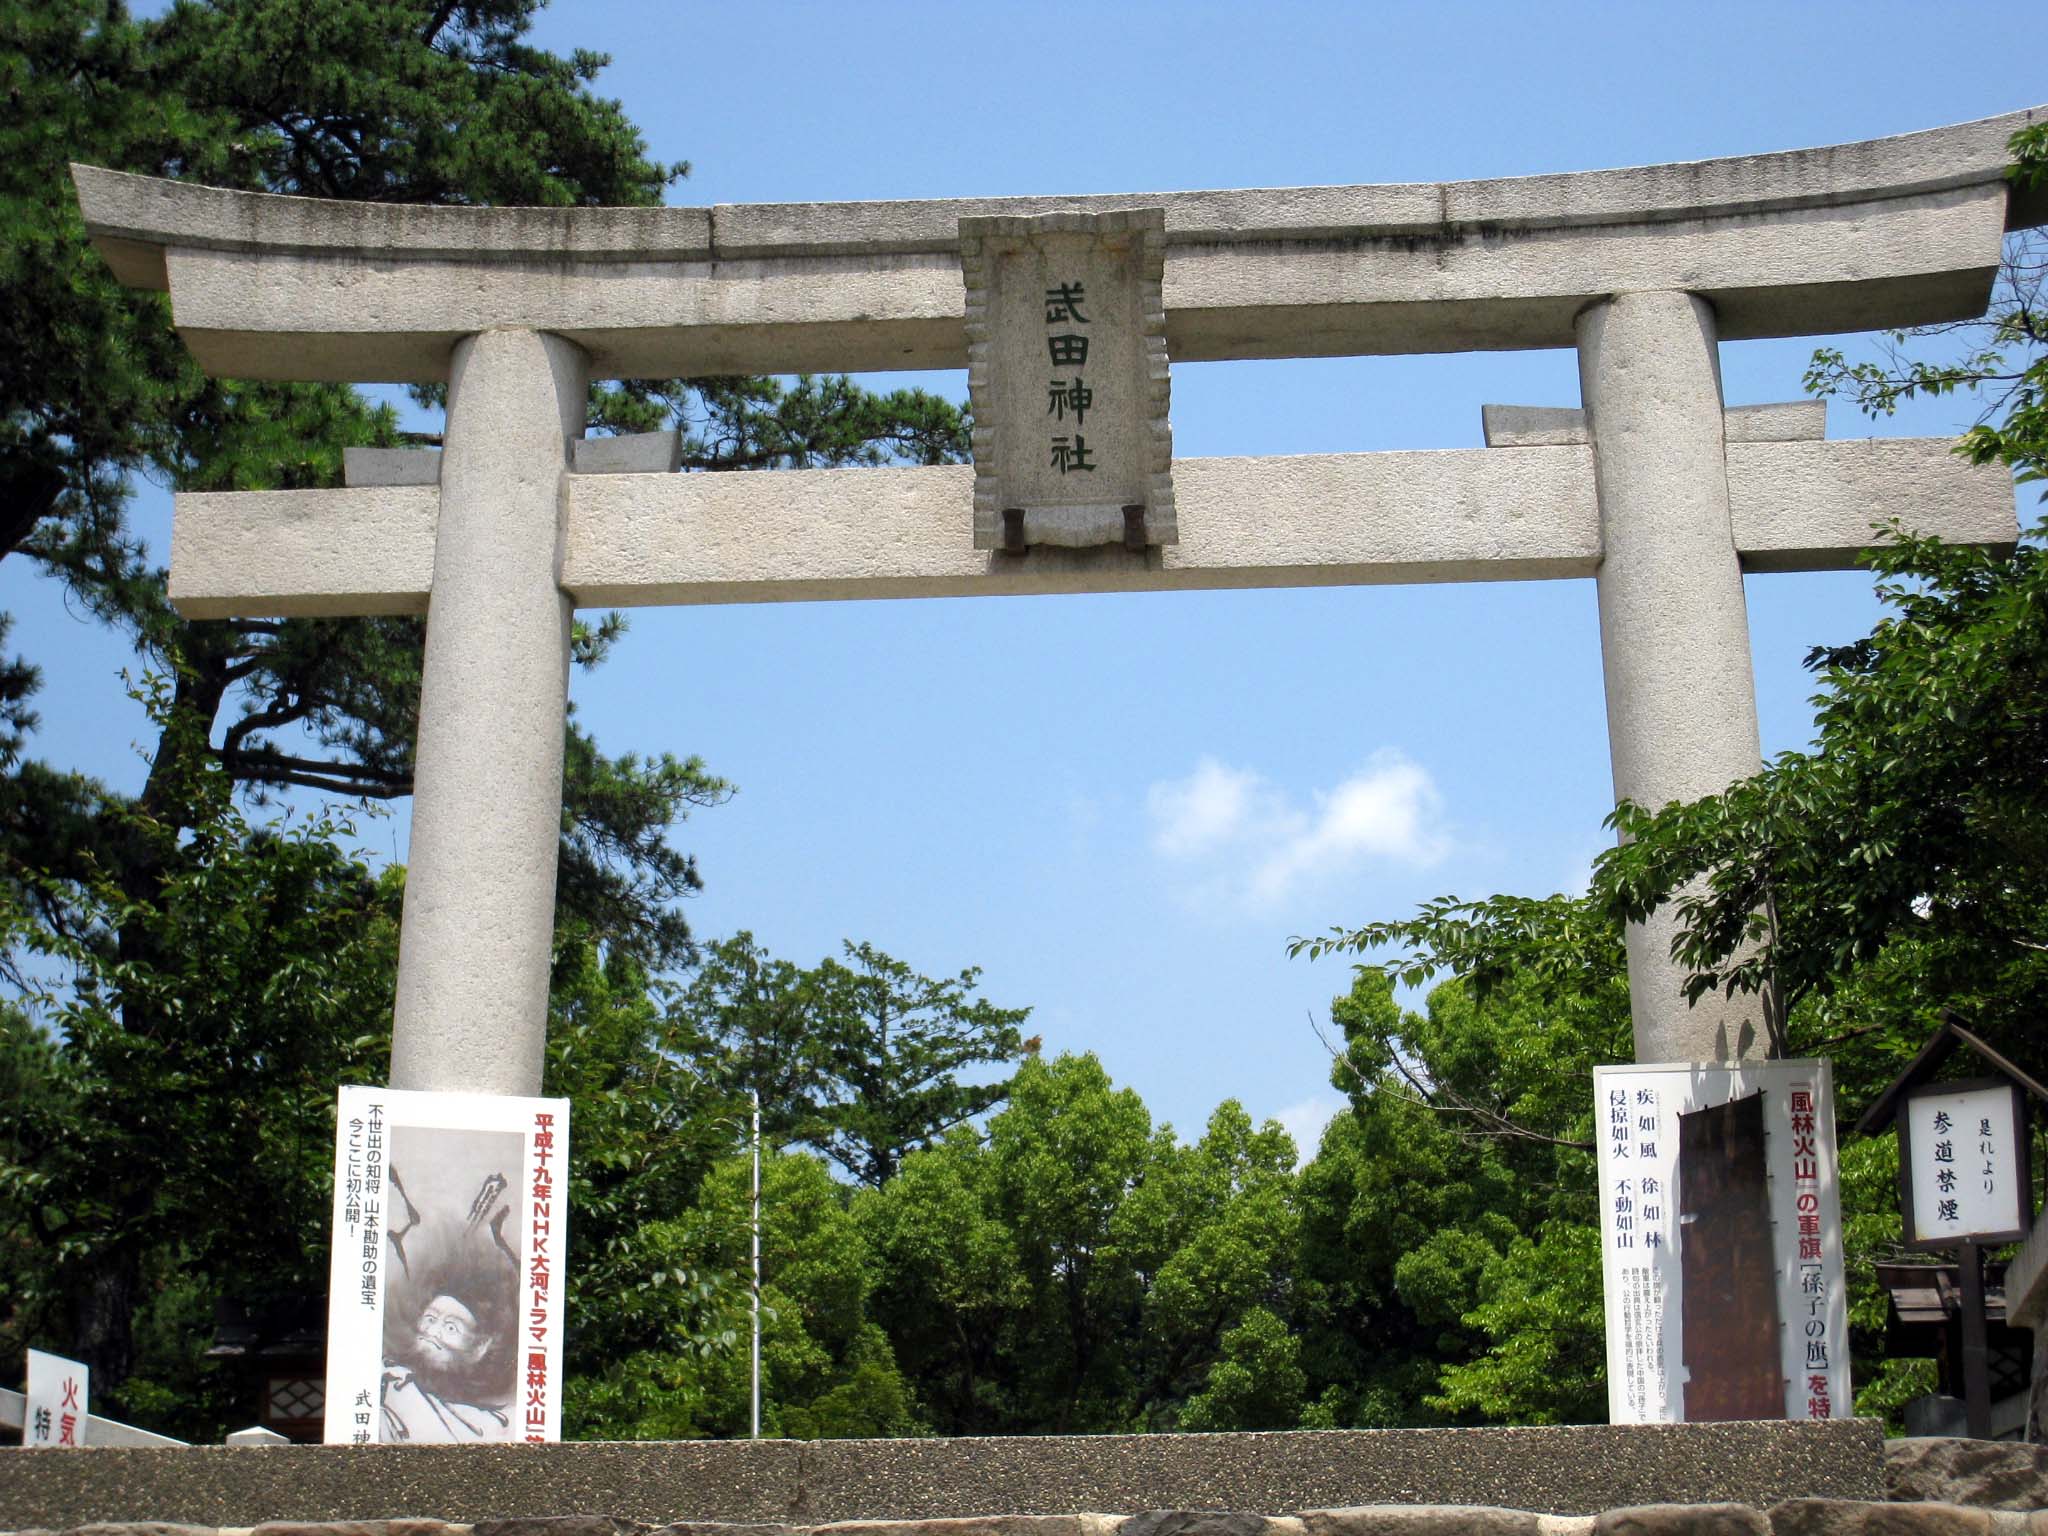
1579,289,1768,1064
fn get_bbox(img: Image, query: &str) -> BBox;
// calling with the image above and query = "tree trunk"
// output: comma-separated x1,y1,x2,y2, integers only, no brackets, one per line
68,1244,143,1396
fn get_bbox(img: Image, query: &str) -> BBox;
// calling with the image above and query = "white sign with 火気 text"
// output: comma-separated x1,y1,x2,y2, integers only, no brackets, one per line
23,1349,88,1447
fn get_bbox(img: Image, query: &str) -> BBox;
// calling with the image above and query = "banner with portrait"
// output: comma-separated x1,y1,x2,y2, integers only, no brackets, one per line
323,1086,568,1444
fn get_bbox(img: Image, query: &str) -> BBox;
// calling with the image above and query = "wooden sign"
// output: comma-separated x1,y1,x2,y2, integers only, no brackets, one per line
1899,1078,2030,1250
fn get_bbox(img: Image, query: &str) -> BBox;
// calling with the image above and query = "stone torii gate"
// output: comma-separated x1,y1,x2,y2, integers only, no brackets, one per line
72,107,2041,1097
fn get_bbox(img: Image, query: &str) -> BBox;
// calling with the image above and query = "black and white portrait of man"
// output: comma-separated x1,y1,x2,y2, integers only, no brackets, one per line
377,1125,523,1442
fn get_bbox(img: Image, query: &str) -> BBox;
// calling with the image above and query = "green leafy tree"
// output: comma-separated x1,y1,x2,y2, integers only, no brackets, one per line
861,1051,1307,1435
1119,1100,1300,1429
0,683,398,1433
1428,1220,1606,1424
1293,964,1623,1427
983,1051,1159,1432
543,929,739,1399
676,935,1030,1187
565,928,1029,1438
808,942,1030,1187
672,932,835,1150
1178,1306,1306,1432
860,1052,1169,1434
567,1149,920,1440
854,1127,1025,1432
2,0,211,569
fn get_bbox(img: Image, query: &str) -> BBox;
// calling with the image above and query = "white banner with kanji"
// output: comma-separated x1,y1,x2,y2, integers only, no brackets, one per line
323,1086,568,1444
1594,1059,1848,1424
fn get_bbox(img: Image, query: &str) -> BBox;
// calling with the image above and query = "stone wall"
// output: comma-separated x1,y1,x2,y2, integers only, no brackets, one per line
0,1424,1881,1531
20,1428,2048,1536
6,1503,2048,1536
1885,1440,2048,1510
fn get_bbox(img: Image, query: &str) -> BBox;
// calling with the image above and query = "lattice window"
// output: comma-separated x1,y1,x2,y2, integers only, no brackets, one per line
266,1377,324,1422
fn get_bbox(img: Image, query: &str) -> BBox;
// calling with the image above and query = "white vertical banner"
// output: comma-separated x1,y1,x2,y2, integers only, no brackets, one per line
324,1086,569,1444
23,1349,88,1447
1594,1059,1848,1424
1594,1068,1681,1422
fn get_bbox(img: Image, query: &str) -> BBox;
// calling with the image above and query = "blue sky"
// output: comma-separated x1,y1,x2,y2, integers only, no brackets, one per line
10,2,2041,1157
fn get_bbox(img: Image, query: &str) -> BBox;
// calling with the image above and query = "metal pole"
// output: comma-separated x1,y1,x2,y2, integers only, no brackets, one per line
1959,1239,1992,1438
750,1085,761,1440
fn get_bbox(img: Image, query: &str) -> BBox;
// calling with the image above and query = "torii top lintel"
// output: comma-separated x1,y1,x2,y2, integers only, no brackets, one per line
71,106,2047,384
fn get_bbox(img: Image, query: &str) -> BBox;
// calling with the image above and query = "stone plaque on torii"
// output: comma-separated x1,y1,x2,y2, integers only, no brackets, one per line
960,209,1176,553
70,107,2043,1097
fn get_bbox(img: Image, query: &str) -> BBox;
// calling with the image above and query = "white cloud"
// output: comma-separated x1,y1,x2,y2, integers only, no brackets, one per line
1145,749,1450,907
1144,757,1266,857
1271,1093,1344,1166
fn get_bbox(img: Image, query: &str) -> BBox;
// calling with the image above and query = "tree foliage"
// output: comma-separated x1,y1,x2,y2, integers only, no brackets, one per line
855,1052,1312,1436
807,943,1031,1187
676,935,1030,1187
0,681,398,1428
1290,969,1619,1427
566,1149,922,1441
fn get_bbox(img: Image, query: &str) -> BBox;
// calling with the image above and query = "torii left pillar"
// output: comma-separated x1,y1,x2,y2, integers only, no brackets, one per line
389,328,587,1096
